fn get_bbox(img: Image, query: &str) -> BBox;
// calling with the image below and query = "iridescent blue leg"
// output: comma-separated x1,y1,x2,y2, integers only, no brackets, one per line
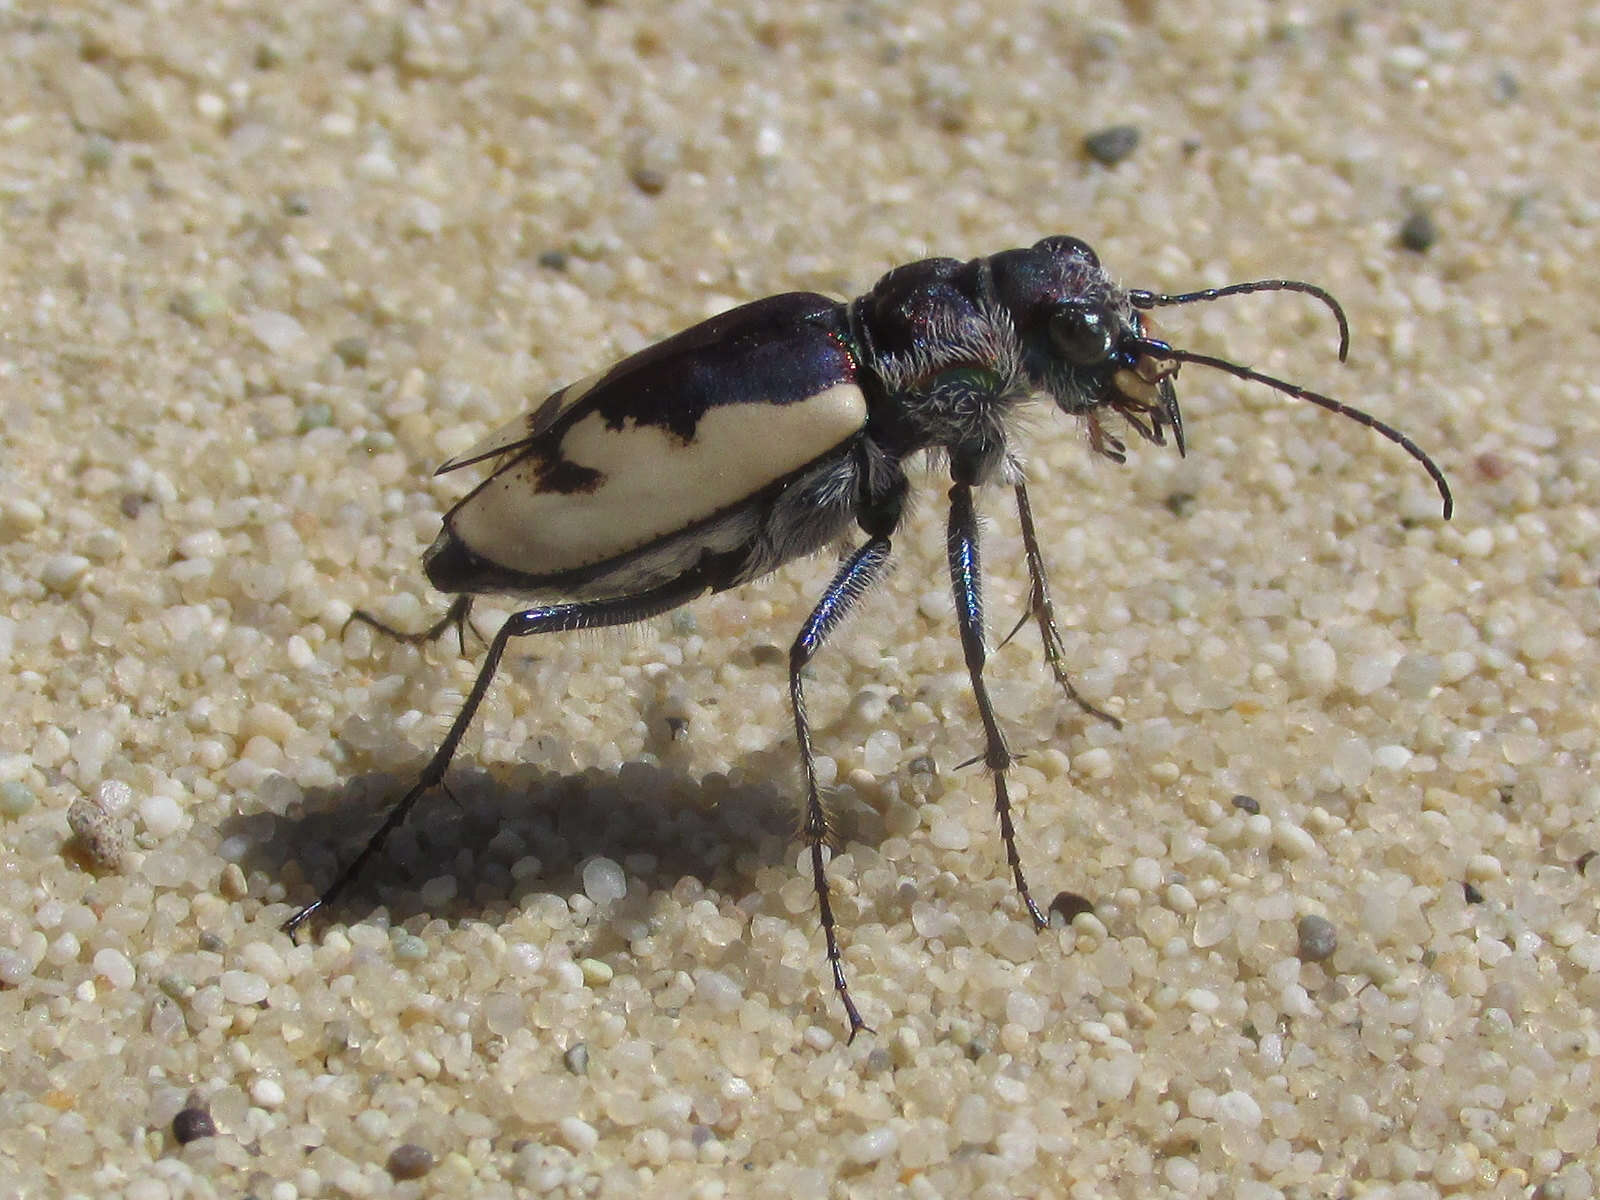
947,482,1047,929
789,537,893,1040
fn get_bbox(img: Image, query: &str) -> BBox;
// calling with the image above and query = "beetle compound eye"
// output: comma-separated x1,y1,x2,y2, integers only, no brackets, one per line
1047,302,1116,365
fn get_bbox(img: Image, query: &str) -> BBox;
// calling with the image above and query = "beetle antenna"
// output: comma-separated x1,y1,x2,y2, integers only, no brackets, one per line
1129,280,1350,363
1125,339,1453,520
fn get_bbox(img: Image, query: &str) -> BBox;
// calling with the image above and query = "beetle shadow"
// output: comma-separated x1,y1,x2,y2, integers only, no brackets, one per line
231,735,886,935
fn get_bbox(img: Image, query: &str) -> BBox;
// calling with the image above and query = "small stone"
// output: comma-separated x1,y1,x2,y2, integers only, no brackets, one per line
391,932,429,961
563,1043,590,1075
67,796,126,871
218,862,249,900
1432,1143,1476,1186
1183,987,1220,1014
1087,1052,1138,1101
1049,891,1094,925
250,1077,285,1108
557,1116,599,1153
386,1144,434,1180
1292,639,1337,691
173,1105,217,1144
249,310,308,355
845,1126,898,1164
418,875,456,908
626,134,678,194
1128,857,1162,890
581,857,626,905
0,780,35,817
170,288,226,325
1272,820,1317,860
82,132,115,170
1164,491,1197,517
0,948,36,986
929,814,970,851
1346,653,1395,695
1230,794,1260,815
1297,914,1338,961
1083,124,1140,166
220,971,269,1005
579,957,613,986
1216,1089,1262,1128
331,337,368,368
139,792,184,838
861,729,902,774
1399,210,1437,253
41,555,91,594
93,948,136,989
297,402,335,434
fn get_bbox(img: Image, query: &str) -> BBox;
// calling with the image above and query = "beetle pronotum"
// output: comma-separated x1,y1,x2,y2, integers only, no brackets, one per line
283,237,1452,1038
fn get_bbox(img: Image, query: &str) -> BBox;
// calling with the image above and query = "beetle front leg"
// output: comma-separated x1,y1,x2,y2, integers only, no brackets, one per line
1008,480,1121,729
283,576,705,936
947,481,1047,930
789,536,893,1041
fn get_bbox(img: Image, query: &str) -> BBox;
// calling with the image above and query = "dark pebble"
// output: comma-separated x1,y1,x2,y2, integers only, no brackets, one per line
1398,210,1437,253
1049,891,1095,924
563,1043,590,1075
386,1143,435,1180
173,1106,217,1144
1296,914,1338,962
1083,125,1140,166
331,337,369,368
1165,491,1197,517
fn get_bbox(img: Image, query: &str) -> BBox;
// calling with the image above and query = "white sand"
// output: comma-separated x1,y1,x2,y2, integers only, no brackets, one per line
1,2,1596,1196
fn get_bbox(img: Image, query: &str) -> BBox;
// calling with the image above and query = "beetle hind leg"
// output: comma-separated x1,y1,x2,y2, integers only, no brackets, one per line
789,536,894,1040
947,481,1048,930
285,578,705,936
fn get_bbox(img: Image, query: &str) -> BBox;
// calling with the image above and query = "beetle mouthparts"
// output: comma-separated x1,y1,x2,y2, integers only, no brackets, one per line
1108,344,1184,456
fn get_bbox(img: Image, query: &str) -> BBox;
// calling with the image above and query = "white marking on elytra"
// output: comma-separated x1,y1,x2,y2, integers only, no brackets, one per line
448,383,868,577
436,370,607,474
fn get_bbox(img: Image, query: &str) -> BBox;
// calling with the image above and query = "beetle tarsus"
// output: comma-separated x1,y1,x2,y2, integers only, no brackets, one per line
344,593,478,655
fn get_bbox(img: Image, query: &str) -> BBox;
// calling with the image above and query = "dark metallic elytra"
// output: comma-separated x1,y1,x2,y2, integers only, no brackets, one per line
283,237,1454,1039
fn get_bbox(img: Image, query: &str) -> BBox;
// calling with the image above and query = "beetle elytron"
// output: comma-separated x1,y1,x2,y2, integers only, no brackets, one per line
283,236,1452,1038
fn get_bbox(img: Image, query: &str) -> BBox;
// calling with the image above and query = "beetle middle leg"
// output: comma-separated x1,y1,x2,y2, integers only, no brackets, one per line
946,480,1047,930
789,536,894,1041
283,576,705,936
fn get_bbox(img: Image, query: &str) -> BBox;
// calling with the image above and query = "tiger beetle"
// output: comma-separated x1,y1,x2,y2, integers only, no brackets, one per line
282,236,1453,1039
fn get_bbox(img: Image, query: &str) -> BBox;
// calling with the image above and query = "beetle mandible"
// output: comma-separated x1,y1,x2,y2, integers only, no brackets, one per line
283,236,1453,1038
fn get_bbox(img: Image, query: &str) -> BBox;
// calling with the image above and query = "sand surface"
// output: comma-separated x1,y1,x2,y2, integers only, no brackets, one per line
1,2,1597,1196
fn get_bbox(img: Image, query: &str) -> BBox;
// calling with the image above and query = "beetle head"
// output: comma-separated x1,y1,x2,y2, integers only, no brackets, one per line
988,237,1184,464
991,236,1452,518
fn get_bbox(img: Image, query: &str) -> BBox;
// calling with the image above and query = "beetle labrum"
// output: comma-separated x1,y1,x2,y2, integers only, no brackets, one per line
283,236,1453,1038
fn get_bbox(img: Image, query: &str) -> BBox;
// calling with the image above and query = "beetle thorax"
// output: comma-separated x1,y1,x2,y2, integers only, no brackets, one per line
865,300,1033,461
